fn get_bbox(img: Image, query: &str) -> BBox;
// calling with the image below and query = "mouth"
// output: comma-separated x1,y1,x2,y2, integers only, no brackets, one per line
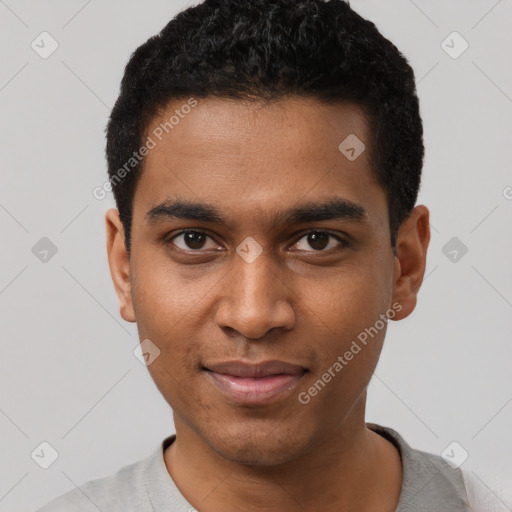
202,360,308,405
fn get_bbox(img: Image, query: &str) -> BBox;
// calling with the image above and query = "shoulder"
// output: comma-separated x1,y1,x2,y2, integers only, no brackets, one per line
368,423,466,510
36,453,152,512
367,423,509,512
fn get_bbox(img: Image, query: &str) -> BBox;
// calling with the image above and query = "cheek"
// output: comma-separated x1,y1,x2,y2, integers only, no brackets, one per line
131,256,205,334
297,262,391,388
130,266,204,387
302,262,389,334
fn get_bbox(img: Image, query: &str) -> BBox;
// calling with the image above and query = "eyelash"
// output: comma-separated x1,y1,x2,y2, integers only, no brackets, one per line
165,229,349,253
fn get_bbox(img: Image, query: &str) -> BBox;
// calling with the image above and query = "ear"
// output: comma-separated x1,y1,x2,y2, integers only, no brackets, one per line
390,205,431,321
105,209,136,323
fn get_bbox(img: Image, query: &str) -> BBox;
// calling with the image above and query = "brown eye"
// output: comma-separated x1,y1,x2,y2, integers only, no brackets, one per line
183,232,207,249
306,232,330,251
169,230,220,251
292,231,348,252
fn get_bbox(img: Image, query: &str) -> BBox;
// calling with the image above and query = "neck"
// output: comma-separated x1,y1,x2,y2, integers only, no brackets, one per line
164,401,402,512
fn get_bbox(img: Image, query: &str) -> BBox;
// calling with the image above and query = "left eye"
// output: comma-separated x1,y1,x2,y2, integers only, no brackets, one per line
292,231,347,252
170,231,220,251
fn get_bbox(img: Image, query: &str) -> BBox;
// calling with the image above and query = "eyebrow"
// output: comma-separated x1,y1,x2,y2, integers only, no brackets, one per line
145,197,369,226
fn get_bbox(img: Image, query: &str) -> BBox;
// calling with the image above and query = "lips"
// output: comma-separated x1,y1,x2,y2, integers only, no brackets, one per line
204,360,306,378
203,360,308,405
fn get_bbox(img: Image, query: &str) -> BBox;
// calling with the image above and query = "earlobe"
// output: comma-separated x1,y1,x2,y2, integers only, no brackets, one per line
390,205,430,321
105,209,136,323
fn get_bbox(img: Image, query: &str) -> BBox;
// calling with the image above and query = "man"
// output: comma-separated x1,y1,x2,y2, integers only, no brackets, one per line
38,0,501,510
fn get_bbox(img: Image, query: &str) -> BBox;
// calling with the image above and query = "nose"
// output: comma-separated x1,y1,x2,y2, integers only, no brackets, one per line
214,250,296,340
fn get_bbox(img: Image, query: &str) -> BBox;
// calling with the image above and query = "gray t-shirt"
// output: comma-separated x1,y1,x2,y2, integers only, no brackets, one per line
35,423,495,511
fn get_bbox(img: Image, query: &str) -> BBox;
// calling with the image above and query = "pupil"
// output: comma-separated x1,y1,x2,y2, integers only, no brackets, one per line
308,232,329,250
185,232,206,249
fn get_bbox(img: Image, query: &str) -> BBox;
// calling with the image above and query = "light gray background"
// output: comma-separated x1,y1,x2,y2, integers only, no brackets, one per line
1,0,511,510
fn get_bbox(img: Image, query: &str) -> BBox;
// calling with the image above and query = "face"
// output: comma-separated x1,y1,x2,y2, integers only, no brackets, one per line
107,97,429,466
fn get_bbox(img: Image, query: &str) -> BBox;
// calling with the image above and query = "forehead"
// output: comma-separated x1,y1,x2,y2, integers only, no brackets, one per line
133,97,387,230
145,96,370,163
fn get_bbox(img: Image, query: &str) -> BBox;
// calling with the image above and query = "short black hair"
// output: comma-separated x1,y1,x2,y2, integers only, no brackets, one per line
106,0,424,254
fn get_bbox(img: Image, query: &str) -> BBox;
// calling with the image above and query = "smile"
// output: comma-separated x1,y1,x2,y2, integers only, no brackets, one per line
202,360,308,405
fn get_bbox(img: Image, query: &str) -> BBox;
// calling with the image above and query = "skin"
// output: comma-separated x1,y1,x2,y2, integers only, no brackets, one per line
106,97,430,512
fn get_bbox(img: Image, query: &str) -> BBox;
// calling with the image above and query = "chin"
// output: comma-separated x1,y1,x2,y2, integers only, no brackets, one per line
204,425,313,467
